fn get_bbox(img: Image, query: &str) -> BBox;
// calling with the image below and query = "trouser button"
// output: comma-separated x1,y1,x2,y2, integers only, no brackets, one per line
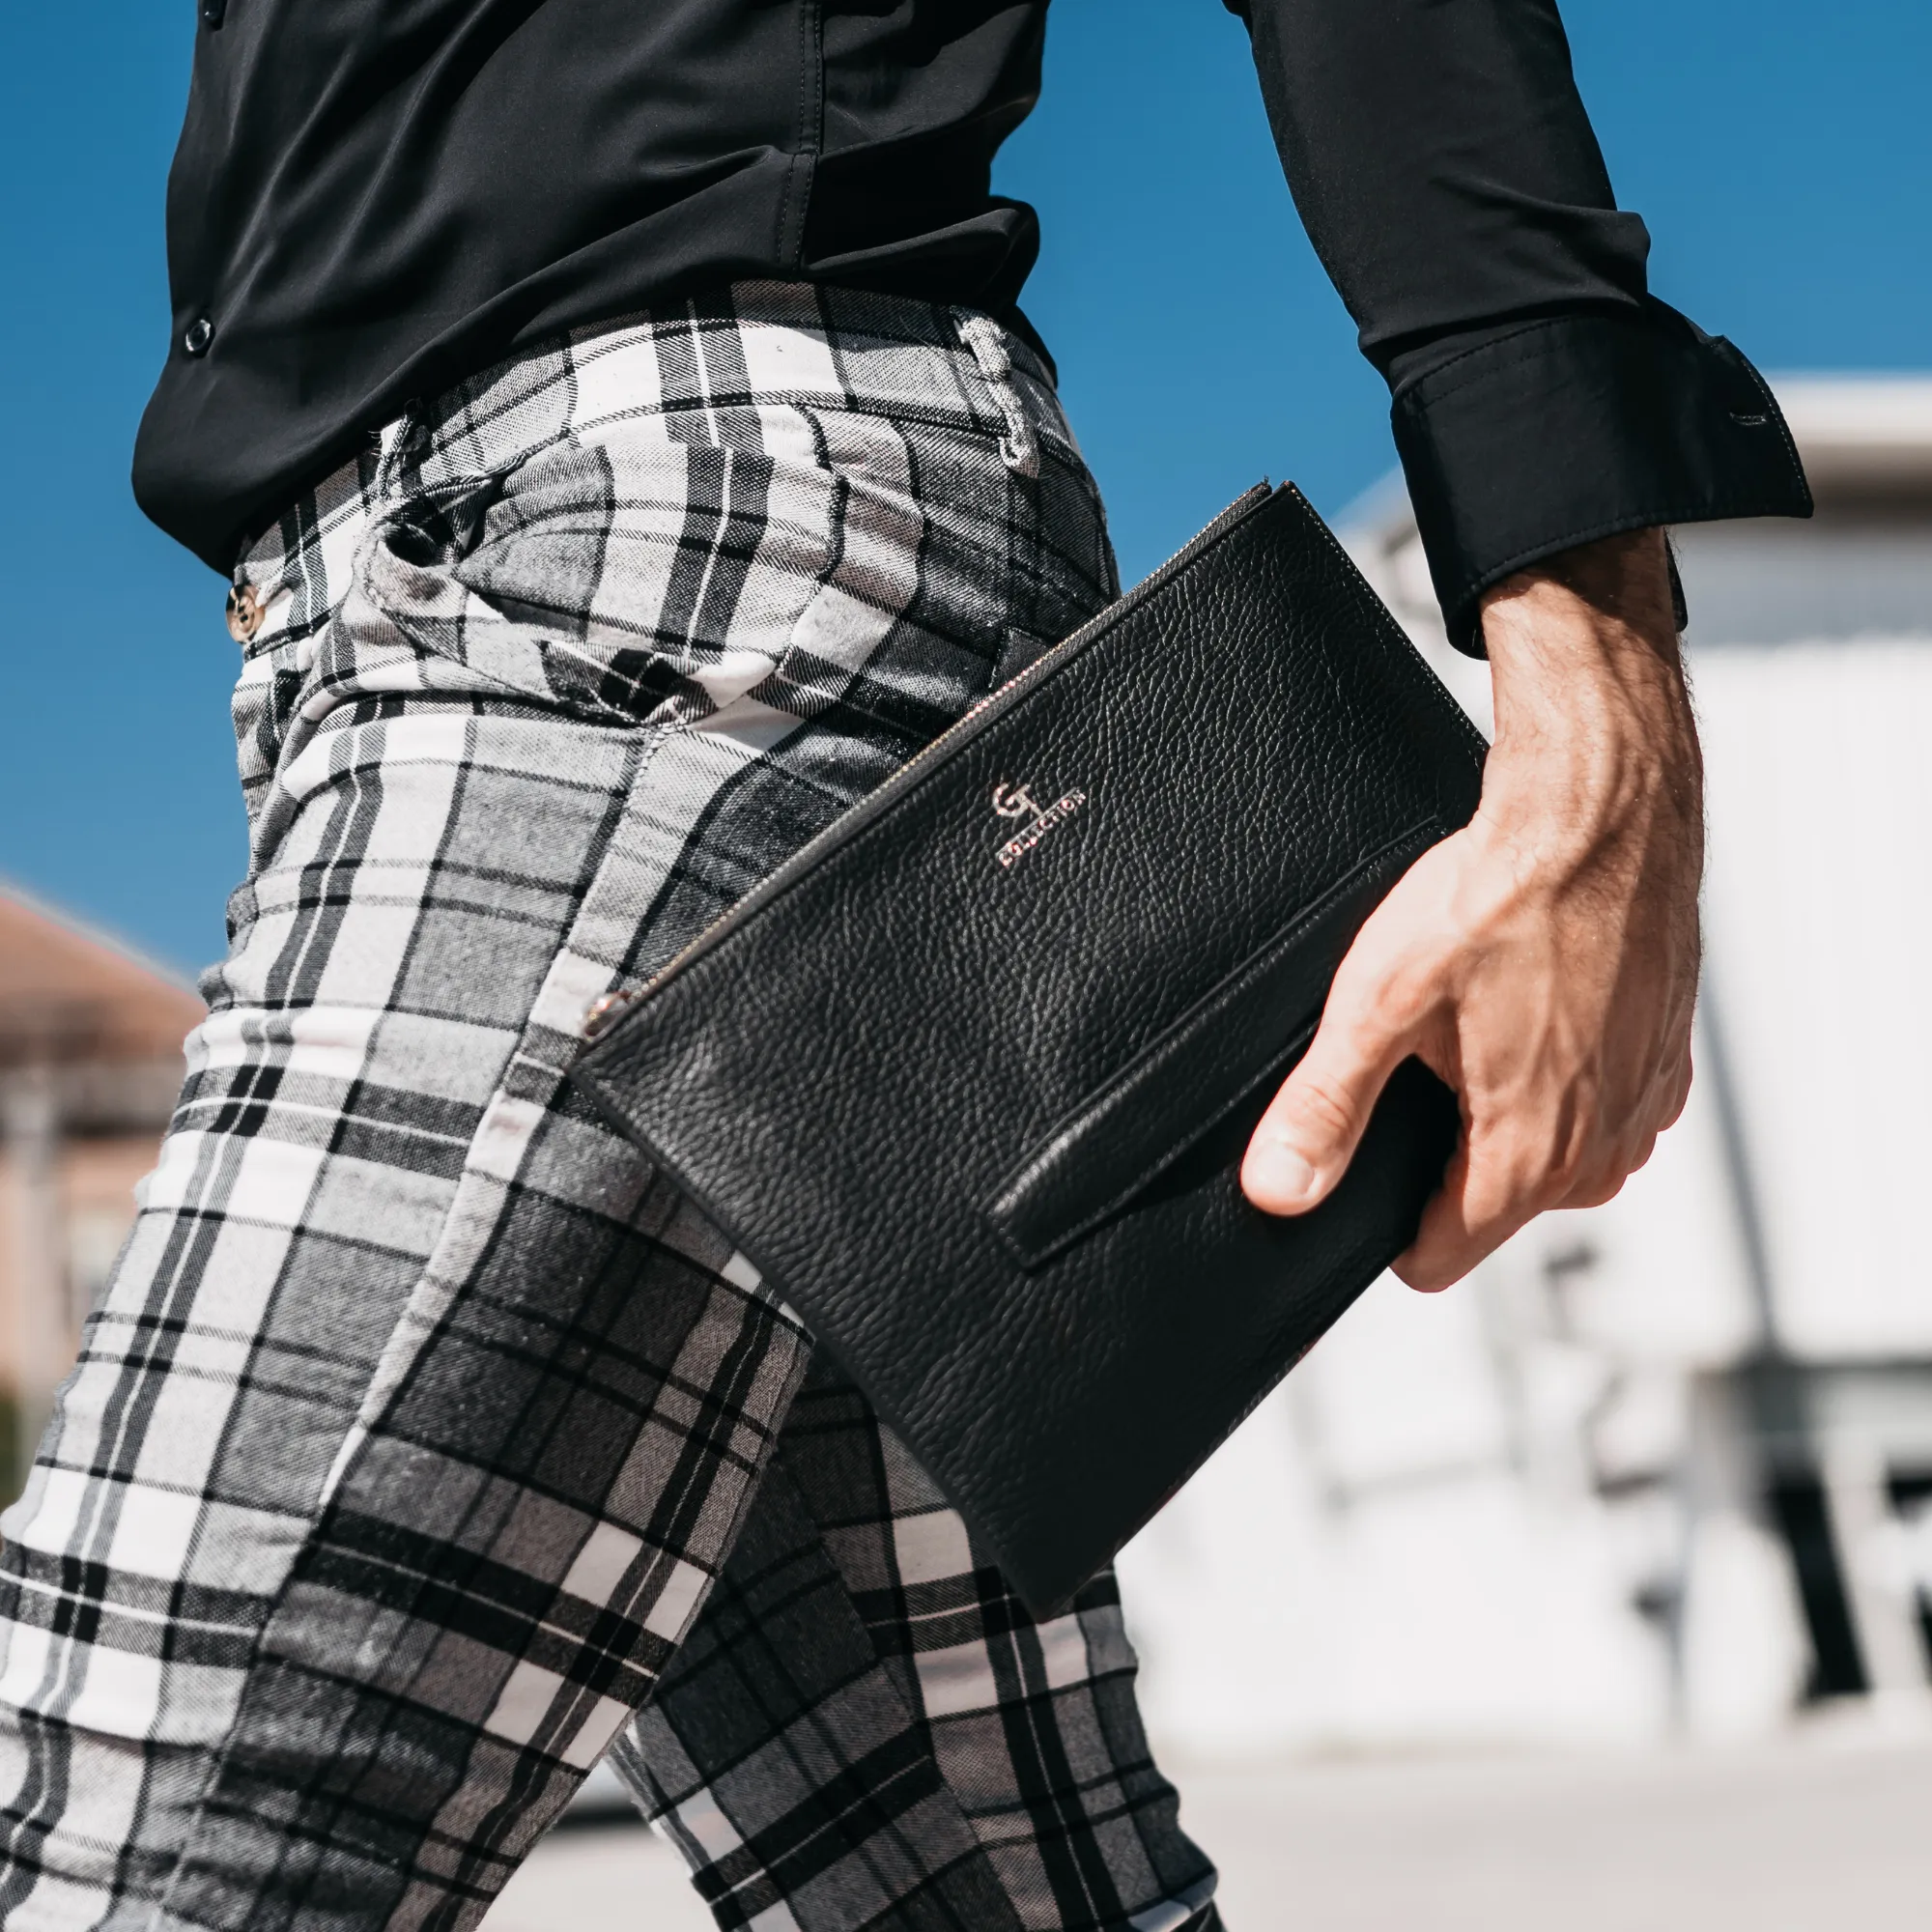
225,582,265,644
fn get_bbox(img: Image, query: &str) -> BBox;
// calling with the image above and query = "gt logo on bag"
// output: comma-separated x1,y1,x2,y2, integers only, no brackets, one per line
990,780,1088,869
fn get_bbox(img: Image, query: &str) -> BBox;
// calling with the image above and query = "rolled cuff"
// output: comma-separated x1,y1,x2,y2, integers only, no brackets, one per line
1389,302,1813,655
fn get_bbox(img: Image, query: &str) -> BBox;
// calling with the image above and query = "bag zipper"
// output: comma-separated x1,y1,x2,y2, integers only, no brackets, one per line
582,481,1277,1041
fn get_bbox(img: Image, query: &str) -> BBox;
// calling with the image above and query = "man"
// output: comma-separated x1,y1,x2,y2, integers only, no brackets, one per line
0,1,1806,1927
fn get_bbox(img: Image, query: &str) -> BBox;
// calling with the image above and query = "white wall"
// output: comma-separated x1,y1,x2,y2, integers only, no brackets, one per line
1692,639,1932,1360
1118,600,1932,1759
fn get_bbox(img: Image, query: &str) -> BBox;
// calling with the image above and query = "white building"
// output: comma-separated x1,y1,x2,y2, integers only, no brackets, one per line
1120,378,1932,1756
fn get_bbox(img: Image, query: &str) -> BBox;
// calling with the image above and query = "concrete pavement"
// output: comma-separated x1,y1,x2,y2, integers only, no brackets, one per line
484,1727,1932,1931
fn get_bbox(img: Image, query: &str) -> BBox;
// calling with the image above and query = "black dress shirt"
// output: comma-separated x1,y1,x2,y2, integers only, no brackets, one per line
134,0,1809,649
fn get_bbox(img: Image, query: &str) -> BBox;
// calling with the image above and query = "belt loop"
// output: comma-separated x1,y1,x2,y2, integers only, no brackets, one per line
953,310,1040,479
373,404,425,500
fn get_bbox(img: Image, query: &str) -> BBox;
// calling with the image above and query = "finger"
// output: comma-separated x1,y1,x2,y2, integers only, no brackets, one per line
1403,1076,1680,1284
1242,976,1422,1218
1559,1163,1634,1212
1395,1119,1577,1290
1389,1137,1471,1292
1559,1121,1664,1209
1659,1049,1693,1132
1395,1156,1542,1291
1553,1048,1690,1213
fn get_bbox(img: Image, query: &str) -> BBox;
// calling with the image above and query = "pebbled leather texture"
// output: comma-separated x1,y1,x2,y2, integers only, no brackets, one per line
572,484,1487,1614
983,822,1444,1272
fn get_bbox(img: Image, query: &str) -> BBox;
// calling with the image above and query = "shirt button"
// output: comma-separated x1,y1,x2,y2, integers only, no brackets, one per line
201,0,227,24
184,318,214,357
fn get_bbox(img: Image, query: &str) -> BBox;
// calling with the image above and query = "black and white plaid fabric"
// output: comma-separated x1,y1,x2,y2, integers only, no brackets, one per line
0,285,1219,1932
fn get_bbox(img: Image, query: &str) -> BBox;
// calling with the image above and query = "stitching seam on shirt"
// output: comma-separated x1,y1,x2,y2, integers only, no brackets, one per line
1389,314,1592,408
1392,317,1654,415
780,0,823,269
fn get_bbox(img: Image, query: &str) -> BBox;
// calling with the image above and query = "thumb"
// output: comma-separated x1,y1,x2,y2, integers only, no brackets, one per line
1241,986,1417,1217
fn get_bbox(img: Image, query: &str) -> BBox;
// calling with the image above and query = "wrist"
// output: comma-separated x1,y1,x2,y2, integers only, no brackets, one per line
1475,528,1702,859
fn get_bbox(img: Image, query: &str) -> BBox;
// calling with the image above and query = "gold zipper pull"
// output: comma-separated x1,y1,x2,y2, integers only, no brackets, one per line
582,989,639,1040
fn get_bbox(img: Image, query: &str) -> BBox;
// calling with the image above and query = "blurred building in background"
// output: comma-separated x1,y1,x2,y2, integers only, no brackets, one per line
1122,376,1932,1756
0,889,200,1493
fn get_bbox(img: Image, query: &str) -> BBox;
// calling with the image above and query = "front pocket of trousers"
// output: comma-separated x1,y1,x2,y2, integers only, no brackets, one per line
366,440,841,727
353,473,589,715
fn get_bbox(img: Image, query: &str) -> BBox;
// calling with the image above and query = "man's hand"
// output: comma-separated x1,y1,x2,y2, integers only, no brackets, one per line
1239,526,1702,1290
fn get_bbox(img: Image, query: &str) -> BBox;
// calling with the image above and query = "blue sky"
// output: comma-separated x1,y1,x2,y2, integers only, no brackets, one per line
2,0,1928,973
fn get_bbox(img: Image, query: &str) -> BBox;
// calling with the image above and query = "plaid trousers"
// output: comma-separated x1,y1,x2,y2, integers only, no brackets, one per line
0,286,1220,1932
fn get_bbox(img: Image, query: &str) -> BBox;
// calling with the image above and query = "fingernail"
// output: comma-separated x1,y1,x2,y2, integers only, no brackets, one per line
1250,1142,1318,1208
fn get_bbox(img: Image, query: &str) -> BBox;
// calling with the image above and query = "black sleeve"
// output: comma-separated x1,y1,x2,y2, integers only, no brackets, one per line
1225,0,1810,652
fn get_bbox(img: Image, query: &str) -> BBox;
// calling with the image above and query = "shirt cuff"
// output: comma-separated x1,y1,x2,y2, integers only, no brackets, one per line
1387,300,1813,655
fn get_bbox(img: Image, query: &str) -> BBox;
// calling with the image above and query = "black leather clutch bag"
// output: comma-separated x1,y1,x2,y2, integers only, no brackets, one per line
572,483,1486,1613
